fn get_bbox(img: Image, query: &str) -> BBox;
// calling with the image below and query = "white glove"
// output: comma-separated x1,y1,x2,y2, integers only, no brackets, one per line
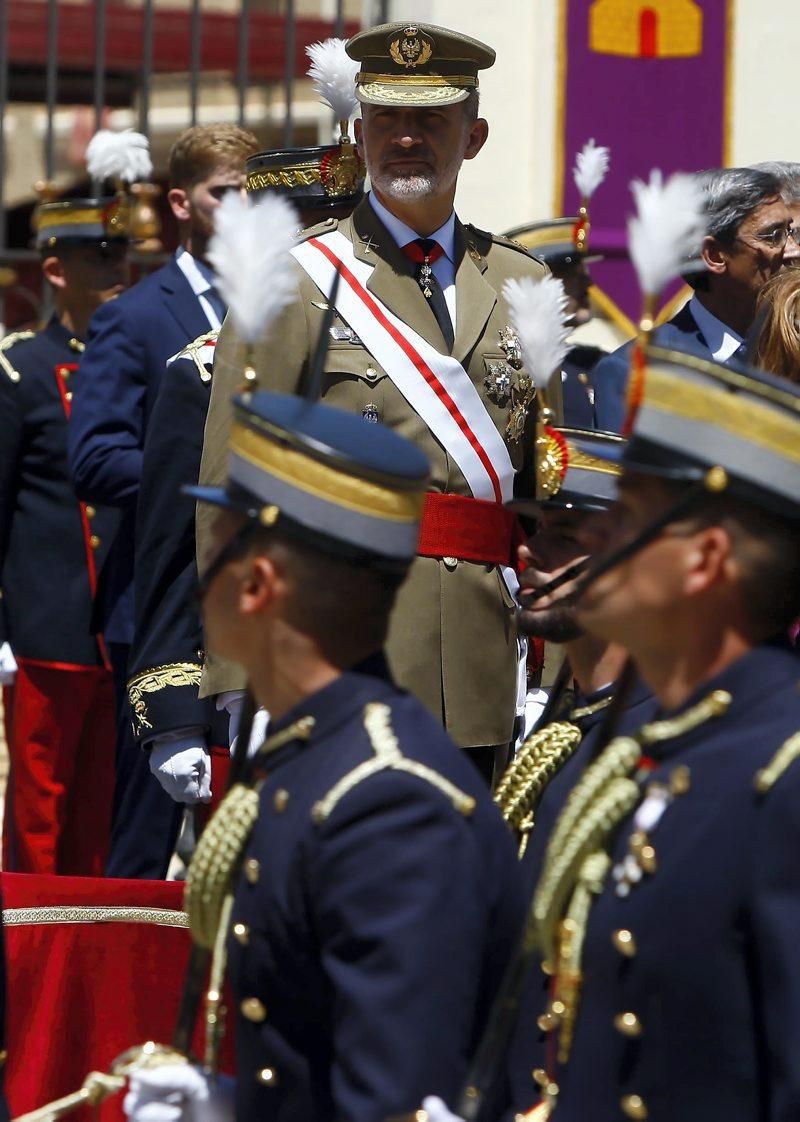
149,731,212,803
218,691,270,757
422,1096,466,1122
0,642,17,686
123,1064,234,1122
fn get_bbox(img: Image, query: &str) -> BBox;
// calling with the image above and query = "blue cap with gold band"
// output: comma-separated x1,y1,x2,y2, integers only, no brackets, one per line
510,426,624,516
620,346,800,520
186,390,430,569
35,196,131,249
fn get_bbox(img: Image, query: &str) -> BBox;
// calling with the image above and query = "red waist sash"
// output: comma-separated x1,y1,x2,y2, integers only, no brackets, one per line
417,492,522,567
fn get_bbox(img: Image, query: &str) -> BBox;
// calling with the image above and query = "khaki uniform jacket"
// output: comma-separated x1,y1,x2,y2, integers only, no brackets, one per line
197,196,558,747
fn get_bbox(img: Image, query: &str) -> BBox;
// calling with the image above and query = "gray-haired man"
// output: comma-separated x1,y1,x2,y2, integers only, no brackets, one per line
594,165,792,430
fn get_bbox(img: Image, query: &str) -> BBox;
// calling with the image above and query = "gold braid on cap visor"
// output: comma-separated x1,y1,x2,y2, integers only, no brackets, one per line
230,421,425,524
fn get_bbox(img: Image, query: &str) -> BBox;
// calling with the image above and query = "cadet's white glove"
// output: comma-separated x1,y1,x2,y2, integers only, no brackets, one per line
123,1064,234,1122
218,691,270,757
422,1096,465,1122
0,642,17,686
149,731,212,804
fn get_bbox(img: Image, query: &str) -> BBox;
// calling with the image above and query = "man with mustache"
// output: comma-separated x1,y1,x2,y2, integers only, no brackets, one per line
197,22,562,785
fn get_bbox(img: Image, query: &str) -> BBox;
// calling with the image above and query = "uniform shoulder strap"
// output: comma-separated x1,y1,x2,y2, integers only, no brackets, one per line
168,329,219,383
311,702,476,824
465,223,533,258
754,730,800,795
0,331,36,384
295,217,340,245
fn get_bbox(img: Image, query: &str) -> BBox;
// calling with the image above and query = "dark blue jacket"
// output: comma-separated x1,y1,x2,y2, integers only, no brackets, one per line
0,318,117,664
560,342,607,429
228,657,526,1122
593,303,716,432
68,256,211,644
526,644,800,1122
128,336,222,745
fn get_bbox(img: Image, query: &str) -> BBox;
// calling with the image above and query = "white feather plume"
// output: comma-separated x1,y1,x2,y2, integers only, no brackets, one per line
207,192,299,345
503,275,571,392
627,169,706,298
86,129,152,184
306,38,360,122
573,138,610,200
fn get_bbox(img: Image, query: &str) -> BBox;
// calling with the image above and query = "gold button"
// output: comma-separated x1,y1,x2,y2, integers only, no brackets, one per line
442,556,459,569
85,505,96,519
65,391,73,402
620,1094,648,1120
232,922,250,945
670,764,691,795
364,365,378,381
240,997,267,1022
639,845,657,875
255,1067,277,1086
58,366,70,378
89,534,101,549
273,789,290,813
244,857,260,884
0,1049,7,1068
614,1011,643,1038
612,929,637,957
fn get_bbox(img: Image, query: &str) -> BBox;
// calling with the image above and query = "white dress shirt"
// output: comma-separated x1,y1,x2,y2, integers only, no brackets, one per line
368,191,458,332
688,295,743,363
175,247,224,331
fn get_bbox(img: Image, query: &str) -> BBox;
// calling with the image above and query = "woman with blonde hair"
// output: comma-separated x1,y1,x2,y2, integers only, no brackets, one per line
754,266,800,383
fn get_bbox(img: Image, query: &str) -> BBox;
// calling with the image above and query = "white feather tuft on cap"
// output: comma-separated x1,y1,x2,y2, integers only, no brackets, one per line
628,170,706,298
573,138,610,200
503,275,571,392
306,38,360,123
86,129,152,184
208,192,299,345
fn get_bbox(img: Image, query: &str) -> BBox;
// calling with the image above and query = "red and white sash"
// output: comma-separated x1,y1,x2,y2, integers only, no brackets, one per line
292,231,515,503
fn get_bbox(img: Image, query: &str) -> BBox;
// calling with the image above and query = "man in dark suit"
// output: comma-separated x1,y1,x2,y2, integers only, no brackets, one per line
68,123,259,877
594,166,793,431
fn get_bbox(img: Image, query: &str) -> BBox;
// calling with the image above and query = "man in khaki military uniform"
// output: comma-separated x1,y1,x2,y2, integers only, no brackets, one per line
198,21,561,778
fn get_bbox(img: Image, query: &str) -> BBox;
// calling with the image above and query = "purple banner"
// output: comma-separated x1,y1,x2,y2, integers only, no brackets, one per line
559,0,733,323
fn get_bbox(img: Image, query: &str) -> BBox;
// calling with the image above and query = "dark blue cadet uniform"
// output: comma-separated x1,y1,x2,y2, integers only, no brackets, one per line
229,656,526,1122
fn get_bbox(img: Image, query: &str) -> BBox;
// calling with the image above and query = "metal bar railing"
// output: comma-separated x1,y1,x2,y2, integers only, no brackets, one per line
283,0,295,147
93,0,106,133
139,0,155,138
237,0,250,129
190,0,202,127
45,0,58,180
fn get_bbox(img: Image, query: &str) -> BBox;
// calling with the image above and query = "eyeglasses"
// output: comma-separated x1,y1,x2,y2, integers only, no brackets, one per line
735,225,797,250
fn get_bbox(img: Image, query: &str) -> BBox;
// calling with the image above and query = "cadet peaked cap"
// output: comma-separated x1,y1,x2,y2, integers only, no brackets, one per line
511,426,624,515
622,346,800,520
245,144,365,213
187,390,430,566
35,196,131,249
347,22,495,107
503,217,603,268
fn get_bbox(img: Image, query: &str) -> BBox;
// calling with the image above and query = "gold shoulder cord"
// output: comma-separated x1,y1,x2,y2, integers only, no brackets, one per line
754,729,800,794
183,715,315,1071
493,722,583,857
529,688,732,1114
173,329,219,383
0,330,35,383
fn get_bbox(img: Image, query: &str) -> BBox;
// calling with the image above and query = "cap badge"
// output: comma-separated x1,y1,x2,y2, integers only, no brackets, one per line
389,27,434,69
535,425,569,497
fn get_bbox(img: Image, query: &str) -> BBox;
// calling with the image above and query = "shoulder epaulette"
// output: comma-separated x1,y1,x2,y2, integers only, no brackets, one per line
754,730,800,795
168,329,219,383
295,216,340,244
466,224,532,257
311,702,476,824
0,331,36,384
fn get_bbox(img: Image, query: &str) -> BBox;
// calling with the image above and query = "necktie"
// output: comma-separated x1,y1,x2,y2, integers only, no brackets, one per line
205,284,227,327
402,238,455,352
